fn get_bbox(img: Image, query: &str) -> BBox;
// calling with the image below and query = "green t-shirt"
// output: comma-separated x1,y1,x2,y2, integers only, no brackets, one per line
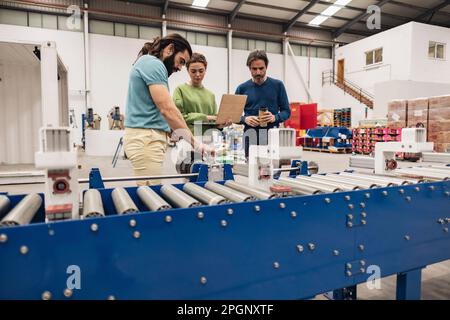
173,83,217,134
124,55,170,132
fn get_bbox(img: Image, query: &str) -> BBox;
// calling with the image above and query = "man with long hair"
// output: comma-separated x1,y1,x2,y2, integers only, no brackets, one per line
124,34,214,185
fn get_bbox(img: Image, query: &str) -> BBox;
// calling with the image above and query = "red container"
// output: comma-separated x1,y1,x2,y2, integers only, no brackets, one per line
285,103,318,130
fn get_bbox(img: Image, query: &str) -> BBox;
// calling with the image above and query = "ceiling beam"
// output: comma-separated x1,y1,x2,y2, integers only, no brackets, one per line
162,0,169,16
333,0,393,38
414,0,450,22
229,0,246,24
283,0,320,33
390,0,450,18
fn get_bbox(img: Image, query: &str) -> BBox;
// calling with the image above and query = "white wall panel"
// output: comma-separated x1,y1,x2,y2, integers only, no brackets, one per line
0,62,42,164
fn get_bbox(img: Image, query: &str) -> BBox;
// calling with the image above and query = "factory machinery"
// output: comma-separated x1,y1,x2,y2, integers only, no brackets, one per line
0,128,449,300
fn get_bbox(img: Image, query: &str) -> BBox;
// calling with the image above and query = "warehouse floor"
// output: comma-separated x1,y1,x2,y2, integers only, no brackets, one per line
0,149,449,300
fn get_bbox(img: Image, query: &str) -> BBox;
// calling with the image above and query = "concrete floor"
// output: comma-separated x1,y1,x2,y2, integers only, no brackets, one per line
0,149,449,300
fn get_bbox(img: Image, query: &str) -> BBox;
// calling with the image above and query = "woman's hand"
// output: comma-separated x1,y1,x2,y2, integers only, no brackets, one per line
206,115,217,122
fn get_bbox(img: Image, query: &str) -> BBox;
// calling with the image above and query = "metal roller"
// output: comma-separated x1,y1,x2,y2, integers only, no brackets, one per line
204,182,255,202
408,167,450,177
183,183,228,205
345,172,418,185
307,175,361,191
137,186,172,211
291,177,342,193
111,187,139,214
0,195,10,219
83,189,105,218
275,177,323,195
313,174,378,189
325,174,381,189
395,168,449,180
160,184,202,208
430,165,450,171
0,194,42,227
339,172,398,187
353,172,425,184
224,180,278,200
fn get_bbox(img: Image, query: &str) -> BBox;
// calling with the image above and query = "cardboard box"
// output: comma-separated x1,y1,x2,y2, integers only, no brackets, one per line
429,95,450,109
407,98,429,128
387,100,407,128
435,143,450,153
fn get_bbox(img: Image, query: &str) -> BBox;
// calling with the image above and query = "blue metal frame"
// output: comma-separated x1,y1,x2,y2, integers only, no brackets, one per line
0,169,448,300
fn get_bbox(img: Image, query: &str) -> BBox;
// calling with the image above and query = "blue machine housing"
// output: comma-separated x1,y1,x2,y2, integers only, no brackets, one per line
0,166,448,300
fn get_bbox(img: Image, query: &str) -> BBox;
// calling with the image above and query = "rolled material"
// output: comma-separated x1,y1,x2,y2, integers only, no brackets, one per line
83,189,105,218
275,177,322,195
204,182,254,202
137,186,172,211
307,175,361,191
183,183,227,205
0,195,10,219
339,172,398,187
326,174,380,189
0,194,42,227
160,184,202,208
111,187,139,215
224,180,278,200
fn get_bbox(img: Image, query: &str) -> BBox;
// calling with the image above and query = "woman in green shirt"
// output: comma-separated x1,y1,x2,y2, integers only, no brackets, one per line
173,53,221,135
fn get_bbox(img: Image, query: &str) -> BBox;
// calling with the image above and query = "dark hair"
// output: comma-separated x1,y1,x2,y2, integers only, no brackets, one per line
135,33,192,63
246,50,269,67
187,52,207,69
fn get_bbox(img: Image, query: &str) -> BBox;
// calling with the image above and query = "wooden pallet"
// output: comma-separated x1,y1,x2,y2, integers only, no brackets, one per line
303,147,352,154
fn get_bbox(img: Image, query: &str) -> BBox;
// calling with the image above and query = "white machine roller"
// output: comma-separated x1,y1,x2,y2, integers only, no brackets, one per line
35,127,79,221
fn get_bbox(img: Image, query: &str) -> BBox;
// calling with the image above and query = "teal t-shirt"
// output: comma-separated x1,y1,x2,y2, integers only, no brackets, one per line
124,55,170,132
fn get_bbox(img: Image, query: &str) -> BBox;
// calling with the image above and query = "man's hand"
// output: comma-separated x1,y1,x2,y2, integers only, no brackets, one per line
260,111,276,124
217,118,233,129
197,143,216,157
206,115,217,122
245,116,260,127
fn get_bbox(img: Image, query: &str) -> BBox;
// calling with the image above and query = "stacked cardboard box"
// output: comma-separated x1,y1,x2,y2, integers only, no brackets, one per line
407,98,429,128
387,95,450,153
429,95,450,152
387,100,408,128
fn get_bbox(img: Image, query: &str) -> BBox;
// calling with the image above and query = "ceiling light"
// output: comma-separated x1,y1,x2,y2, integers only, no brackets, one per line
309,0,352,26
192,0,210,8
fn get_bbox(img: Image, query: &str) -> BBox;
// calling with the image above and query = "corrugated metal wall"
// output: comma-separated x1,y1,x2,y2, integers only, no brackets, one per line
167,7,227,28
289,26,333,44
0,61,42,164
233,17,283,36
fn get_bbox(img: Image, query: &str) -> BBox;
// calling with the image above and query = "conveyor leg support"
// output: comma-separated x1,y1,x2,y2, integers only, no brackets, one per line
396,268,422,300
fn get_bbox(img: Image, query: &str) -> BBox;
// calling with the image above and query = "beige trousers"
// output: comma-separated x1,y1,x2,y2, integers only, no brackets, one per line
123,128,168,186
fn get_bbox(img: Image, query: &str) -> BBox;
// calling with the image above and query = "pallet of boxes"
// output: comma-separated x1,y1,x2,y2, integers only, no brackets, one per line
387,95,450,153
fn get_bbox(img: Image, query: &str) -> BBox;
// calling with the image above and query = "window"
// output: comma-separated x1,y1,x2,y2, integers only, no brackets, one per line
90,20,114,36
0,9,27,26
125,24,139,38
139,26,160,40
233,37,248,50
42,14,57,29
365,48,383,66
429,41,446,59
207,34,226,48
